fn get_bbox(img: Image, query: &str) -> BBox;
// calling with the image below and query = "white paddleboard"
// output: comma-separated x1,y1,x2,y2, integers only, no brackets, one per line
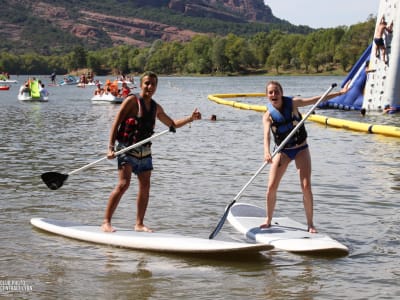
227,203,349,255
31,218,273,255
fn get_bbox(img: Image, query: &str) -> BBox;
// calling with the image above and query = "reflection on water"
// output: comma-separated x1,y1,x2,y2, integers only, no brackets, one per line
0,75,399,299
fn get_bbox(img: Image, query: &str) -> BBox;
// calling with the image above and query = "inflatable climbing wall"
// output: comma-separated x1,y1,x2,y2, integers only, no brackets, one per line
363,0,400,111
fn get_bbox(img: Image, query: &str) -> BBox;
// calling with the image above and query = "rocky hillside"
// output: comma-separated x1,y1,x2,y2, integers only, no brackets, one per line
167,0,274,22
1,0,307,54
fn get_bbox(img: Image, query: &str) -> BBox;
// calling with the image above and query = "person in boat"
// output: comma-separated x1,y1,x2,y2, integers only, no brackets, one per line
261,81,348,233
79,74,87,85
110,80,119,96
87,71,93,83
121,82,131,98
102,71,202,233
104,86,111,95
374,16,393,64
63,76,69,84
40,83,49,98
19,81,30,95
94,83,104,96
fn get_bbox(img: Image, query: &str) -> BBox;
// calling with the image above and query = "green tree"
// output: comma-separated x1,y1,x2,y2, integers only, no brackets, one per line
0,53,21,74
20,53,49,74
266,47,281,74
224,33,253,72
182,35,212,74
130,48,149,73
300,37,314,73
146,41,183,74
68,46,87,70
211,37,229,73
87,53,103,75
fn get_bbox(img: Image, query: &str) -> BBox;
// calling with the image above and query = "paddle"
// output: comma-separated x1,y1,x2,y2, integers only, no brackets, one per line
41,127,174,190
209,83,337,239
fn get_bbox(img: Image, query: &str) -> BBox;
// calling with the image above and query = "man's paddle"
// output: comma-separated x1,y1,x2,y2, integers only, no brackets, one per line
209,83,337,239
41,128,174,190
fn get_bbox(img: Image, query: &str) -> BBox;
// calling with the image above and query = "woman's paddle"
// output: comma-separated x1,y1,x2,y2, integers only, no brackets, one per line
41,128,174,190
209,83,337,239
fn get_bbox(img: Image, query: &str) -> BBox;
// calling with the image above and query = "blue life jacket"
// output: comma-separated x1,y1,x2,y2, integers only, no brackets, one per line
266,96,307,148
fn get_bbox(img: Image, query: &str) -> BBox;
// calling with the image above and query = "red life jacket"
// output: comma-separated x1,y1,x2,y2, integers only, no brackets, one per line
117,95,157,146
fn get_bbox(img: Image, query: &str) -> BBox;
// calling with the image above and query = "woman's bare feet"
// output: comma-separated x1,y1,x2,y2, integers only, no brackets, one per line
260,216,271,229
260,218,271,229
102,221,116,232
260,223,271,229
135,224,153,232
308,225,317,233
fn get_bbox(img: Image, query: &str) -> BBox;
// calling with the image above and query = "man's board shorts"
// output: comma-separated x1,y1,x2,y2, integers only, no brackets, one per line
374,38,385,47
116,144,153,175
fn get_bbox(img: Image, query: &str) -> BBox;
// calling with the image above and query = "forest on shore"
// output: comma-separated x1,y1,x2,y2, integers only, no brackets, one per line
0,17,375,76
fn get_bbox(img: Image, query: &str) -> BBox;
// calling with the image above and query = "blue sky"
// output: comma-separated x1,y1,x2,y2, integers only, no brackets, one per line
264,0,379,28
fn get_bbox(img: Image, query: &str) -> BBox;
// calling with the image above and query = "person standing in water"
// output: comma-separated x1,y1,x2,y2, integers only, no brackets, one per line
102,71,201,233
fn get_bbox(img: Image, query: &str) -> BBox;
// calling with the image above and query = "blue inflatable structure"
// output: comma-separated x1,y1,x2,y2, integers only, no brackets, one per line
322,0,400,114
319,44,372,111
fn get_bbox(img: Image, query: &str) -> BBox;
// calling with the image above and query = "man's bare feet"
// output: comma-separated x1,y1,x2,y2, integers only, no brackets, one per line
135,224,153,232
101,221,116,232
308,225,317,233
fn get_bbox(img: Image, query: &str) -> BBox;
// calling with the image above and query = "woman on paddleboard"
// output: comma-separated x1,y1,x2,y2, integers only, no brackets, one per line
103,71,201,233
262,81,347,233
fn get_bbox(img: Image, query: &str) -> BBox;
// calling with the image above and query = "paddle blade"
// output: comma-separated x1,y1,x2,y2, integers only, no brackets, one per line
41,172,69,190
209,211,228,239
209,200,236,239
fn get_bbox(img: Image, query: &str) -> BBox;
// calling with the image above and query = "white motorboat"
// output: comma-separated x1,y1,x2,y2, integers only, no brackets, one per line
91,93,123,104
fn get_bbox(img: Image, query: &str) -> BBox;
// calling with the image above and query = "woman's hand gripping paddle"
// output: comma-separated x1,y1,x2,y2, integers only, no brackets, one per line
41,128,174,190
208,83,337,239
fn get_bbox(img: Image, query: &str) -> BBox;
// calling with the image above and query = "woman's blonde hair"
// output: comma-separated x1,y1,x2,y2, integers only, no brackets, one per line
266,80,283,95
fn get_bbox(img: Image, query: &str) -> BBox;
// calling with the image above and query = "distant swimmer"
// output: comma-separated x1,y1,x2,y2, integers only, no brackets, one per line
383,104,397,114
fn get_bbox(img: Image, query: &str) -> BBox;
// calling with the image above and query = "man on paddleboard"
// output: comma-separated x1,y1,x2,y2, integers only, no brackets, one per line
103,71,201,233
262,81,347,233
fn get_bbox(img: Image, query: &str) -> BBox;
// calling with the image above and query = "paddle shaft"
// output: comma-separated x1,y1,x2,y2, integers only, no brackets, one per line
209,83,336,239
68,129,170,175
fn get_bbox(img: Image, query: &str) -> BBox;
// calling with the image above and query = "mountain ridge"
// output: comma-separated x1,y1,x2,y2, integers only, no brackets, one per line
1,0,309,54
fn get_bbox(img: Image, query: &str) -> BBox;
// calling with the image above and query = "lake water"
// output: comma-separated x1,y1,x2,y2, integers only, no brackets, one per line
1,75,399,299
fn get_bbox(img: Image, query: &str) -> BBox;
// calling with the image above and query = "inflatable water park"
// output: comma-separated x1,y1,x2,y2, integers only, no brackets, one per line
322,0,400,113
208,0,400,138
